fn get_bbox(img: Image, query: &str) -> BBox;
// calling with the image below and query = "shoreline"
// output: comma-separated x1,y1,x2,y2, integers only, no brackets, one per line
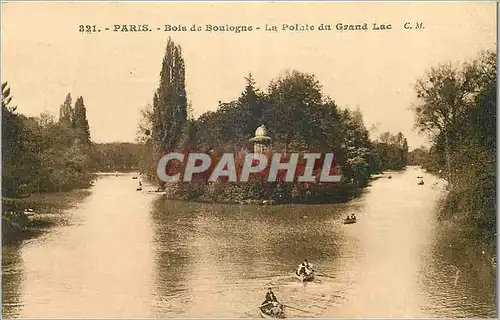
2,189,91,244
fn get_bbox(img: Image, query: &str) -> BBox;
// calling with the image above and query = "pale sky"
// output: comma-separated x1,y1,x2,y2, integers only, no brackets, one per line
1,2,497,149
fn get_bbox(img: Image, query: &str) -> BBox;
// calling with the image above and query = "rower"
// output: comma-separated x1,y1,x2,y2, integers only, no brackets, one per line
262,288,282,316
297,259,313,276
303,259,311,270
304,259,314,274
262,287,278,306
297,262,306,275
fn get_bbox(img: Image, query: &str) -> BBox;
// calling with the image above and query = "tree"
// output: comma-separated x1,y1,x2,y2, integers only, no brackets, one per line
266,70,323,151
73,96,91,144
59,93,73,127
2,82,25,196
372,131,409,171
341,108,372,187
408,146,429,166
153,37,188,153
1,82,15,112
413,60,477,185
238,73,264,136
412,50,496,237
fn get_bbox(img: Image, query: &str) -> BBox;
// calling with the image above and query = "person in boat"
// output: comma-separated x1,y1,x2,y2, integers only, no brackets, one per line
351,214,356,220
262,288,282,316
303,259,313,272
297,262,307,276
262,287,278,306
297,259,313,276
269,301,283,316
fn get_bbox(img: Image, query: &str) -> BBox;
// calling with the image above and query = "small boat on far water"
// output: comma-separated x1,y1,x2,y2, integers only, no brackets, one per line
344,215,357,224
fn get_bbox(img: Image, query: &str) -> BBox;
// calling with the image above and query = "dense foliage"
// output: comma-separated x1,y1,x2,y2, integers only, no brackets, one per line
92,143,141,172
412,50,496,239
2,85,95,197
370,132,409,172
137,39,411,203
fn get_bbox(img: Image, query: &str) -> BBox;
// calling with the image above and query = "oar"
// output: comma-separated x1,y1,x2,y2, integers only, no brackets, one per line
315,272,335,279
242,302,271,315
282,303,312,314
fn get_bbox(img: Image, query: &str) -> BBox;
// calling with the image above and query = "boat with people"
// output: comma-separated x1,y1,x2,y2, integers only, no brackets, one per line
295,259,315,282
260,303,286,319
418,179,424,185
260,288,286,318
344,214,357,224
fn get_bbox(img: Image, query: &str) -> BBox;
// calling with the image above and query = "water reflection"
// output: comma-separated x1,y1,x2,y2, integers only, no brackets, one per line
1,169,496,318
3,174,156,318
150,199,363,318
419,228,497,318
2,245,24,318
150,198,196,316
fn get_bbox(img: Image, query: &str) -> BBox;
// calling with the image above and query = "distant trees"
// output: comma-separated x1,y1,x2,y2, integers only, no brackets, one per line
412,50,496,237
371,131,409,171
92,143,141,171
408,146,428,166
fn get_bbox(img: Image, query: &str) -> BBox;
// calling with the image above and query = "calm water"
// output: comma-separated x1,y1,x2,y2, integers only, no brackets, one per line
2,167,496,318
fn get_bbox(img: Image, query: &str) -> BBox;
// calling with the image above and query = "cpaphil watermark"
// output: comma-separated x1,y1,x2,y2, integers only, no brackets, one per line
156,151,342,183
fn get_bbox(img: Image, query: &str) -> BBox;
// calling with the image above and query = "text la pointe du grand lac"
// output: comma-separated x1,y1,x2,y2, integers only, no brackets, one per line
78,22,425,33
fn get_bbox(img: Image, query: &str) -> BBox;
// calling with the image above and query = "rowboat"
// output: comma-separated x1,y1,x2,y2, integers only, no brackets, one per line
344,218,356,224
295,271,315,282
136,186,142,191
259,303,286,319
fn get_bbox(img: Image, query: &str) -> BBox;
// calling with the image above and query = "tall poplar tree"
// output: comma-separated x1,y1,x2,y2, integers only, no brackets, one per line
152,37,188,153
59,93,73,127
73,96,91,144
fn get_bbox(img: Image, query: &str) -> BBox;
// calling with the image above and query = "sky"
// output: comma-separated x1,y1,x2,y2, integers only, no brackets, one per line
1,1,497,149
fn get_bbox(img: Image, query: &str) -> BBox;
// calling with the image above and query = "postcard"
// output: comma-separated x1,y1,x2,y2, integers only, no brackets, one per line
1,1,497,319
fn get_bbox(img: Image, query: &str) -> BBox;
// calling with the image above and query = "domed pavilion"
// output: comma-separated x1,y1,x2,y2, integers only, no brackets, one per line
249,125,271,154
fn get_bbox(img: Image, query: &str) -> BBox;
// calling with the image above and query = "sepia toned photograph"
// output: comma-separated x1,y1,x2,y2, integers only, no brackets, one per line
1,1,497,318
